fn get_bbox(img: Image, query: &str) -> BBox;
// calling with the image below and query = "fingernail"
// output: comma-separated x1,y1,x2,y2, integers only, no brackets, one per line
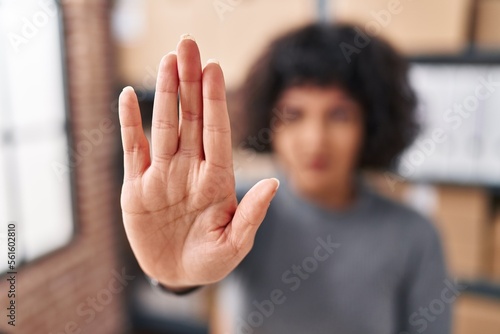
180,33,195,41
207,58,219,65
122,86,134,92
167,50,177,56
270,178,280,192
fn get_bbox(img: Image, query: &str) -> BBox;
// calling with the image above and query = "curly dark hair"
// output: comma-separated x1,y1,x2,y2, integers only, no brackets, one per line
237,22,419,170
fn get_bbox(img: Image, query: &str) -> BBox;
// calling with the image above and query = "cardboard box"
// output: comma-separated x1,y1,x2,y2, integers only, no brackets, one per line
453,294,500,334
475,0,500,50
330,0,472,55
115,0,316,89
425,185,491,279
492,205,500,281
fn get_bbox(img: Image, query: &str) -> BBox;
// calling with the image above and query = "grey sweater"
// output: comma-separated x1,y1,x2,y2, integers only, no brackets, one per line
221,172,454,334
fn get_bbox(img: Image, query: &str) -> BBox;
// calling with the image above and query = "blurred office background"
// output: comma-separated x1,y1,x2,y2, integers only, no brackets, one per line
0,0,500,333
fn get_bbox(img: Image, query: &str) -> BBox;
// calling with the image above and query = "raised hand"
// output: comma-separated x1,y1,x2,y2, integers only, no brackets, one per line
118,34,279,289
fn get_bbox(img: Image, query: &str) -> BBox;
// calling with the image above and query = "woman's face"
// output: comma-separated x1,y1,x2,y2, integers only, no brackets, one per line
272,84,364,197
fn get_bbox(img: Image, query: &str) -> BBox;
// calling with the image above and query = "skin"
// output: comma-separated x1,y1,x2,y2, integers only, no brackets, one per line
119,36,279,290
118,36,364,291
272,85,364,210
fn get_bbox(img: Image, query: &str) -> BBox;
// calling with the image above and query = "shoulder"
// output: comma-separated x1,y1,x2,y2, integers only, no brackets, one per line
365,189,448,280
366,188,443,248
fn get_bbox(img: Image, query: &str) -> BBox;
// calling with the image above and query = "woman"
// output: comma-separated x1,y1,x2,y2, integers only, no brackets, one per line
118,23,452,334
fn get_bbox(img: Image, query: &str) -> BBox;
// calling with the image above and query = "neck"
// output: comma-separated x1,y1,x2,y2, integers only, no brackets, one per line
291,174,358,211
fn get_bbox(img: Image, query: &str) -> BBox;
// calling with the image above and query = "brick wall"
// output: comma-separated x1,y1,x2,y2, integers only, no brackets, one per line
0,0,130,333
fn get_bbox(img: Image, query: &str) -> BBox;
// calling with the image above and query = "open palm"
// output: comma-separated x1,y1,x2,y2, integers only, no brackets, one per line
118,34,279,290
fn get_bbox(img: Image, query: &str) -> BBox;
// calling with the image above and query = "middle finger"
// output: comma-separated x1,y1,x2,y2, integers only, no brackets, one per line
177,34,203,160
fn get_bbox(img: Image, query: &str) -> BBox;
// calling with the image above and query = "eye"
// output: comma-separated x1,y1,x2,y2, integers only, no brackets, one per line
281,106,302,122
328,107,352,121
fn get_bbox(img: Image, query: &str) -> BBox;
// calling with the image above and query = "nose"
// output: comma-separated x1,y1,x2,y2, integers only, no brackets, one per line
301,119,328,153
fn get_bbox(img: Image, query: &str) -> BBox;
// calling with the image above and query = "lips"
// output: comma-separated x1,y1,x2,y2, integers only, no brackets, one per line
307,158,329,170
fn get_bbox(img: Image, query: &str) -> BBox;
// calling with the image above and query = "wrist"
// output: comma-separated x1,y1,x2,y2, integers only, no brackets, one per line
145,274,202,295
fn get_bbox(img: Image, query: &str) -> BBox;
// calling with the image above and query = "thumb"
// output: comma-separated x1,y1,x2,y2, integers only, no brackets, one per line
229,178,280,254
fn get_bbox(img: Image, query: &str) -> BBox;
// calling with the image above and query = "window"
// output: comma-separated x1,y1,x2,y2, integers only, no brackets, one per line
0,0,75,272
